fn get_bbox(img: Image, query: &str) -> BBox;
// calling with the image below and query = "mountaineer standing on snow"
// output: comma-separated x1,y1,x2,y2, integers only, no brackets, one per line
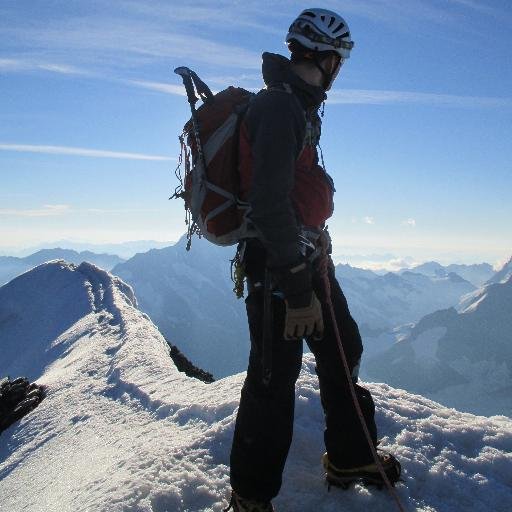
225,8,401,512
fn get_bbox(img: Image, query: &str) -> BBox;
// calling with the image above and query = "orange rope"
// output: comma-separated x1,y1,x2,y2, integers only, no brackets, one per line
320,262,406,512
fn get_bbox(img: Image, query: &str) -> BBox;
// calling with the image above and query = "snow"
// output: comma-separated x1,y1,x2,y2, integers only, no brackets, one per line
1,262,512,512
458,288,488,314
487,257,512,285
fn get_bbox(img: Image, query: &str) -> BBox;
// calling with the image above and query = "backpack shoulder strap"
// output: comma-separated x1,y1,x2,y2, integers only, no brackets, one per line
257,82,306,119
265,82,293,94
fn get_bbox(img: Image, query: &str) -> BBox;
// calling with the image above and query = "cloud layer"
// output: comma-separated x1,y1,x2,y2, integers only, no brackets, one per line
328,89,512,108
0,204,71,218
127,80,512,110
0,144,173,161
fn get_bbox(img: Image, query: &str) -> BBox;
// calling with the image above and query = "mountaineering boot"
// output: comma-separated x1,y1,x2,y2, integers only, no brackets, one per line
322,451,401,490
223,491,274,512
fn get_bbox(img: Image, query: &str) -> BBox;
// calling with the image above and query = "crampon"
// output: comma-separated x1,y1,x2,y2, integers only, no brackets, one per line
323,451,402,491
223,491,274,512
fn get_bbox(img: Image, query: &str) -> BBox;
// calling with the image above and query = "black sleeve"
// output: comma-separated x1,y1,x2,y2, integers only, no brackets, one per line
245,90,306,268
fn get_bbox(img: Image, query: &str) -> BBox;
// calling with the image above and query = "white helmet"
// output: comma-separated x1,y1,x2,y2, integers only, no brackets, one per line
286,8,354,59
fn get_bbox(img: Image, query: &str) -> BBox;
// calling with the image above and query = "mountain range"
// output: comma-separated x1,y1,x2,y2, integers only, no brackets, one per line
2,239,509,392
1,261,510,512
0,240,173,259
111,239,481,377
0,249,124,286
364,274,512,416
401,261,495,287
335,264,476,334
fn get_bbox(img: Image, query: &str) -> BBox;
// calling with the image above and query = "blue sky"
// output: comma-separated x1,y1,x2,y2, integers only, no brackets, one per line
0,0,511,267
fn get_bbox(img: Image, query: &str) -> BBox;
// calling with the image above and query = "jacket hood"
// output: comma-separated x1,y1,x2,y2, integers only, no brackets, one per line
261,52,326,108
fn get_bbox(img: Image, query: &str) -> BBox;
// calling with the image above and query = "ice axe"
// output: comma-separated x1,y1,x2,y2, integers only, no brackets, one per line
174,66,214,107
173,67,215,250
173,66,214,176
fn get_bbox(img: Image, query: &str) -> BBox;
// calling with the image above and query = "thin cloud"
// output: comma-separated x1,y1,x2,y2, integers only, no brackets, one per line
0,0,507,82
402,219,417,227
0,204,162,218
128,80,186,96
316,0,450,25
322,0,507,25
0,17,261,71
446,0,503,16
0,204,71,218
3,1,504,87
86,208,162,214
121,1,284,36
37,63,86,75
0,144,174,161
363,216,375,225
205,73,263,87
358,257,419,272
130,79,260,97
329,89,512,108
0,58,88,76
0,58,28,71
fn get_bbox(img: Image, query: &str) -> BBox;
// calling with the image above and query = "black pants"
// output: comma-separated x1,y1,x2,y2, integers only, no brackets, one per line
229,264,378,502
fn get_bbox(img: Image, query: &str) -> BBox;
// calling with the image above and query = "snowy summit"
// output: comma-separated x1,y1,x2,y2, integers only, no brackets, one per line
0,261,511,511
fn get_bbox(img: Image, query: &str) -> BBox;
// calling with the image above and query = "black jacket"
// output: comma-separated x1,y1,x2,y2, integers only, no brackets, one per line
244,53,326,269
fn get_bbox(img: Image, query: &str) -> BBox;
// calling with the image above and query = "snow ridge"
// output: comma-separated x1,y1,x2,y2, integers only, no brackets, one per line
0,260,138,380
77,260,138,327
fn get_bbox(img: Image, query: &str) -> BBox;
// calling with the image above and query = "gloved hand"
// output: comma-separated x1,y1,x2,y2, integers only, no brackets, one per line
284,292,324,340
273,260,324,340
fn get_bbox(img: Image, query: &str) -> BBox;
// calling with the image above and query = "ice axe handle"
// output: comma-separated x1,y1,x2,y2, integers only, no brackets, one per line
189,70,214,104
174,67,198,106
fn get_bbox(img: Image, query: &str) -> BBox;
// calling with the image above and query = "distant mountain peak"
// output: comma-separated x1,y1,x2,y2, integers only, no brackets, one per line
460,273,512,315
405,260,495,287
412,261,445,273
0,249,126,286
487,255,512,285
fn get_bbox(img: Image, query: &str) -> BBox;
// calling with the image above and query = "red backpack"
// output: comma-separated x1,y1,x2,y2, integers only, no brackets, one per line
173,67,257,249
